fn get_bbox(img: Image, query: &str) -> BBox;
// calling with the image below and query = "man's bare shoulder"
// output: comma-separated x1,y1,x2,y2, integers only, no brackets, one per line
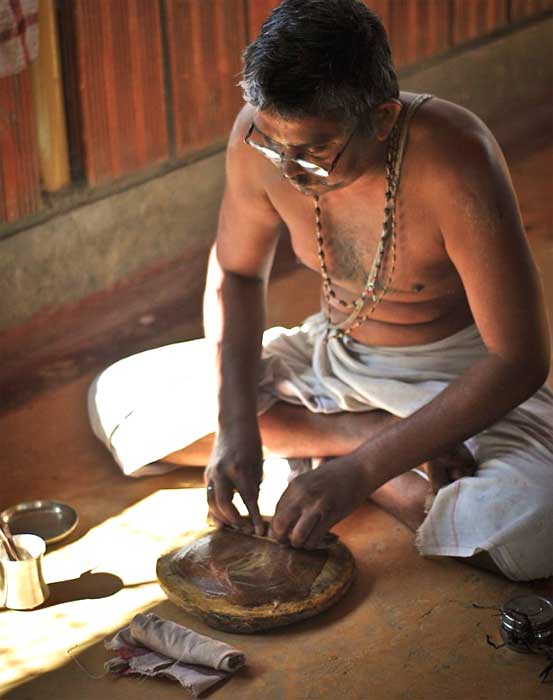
225,104,261,181
216,104,282,277
228,103,256,149
411,95,504,184
224,104,277,198
407,95,516,238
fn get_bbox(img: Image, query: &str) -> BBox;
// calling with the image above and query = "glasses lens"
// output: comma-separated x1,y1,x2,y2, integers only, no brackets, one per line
248,141,281,162
295,160,330,177
247,137,330,177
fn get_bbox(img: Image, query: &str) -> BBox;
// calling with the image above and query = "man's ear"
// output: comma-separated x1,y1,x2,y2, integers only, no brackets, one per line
373,100,402,141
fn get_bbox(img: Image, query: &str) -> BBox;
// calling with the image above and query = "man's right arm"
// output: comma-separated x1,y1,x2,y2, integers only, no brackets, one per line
203,106,282,535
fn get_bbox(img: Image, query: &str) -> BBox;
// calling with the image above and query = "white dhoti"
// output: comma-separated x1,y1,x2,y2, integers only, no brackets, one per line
88,313,553,581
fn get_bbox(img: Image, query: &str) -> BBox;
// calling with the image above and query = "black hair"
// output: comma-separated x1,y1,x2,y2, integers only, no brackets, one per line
241,0,399,125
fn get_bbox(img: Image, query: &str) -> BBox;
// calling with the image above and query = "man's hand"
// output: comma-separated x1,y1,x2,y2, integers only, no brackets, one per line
204,423,266,536
269,457,370,549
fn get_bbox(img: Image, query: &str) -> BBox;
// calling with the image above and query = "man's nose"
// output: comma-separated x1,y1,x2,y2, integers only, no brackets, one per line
280,158,304,179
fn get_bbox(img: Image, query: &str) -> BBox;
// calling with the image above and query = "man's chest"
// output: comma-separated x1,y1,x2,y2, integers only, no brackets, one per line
268,180,457,299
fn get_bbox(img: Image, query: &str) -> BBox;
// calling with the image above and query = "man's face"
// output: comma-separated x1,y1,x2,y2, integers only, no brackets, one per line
249,111,361,196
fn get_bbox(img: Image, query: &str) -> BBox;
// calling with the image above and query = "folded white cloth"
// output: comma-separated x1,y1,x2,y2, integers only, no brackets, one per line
105,613,245,696
89,313,553,581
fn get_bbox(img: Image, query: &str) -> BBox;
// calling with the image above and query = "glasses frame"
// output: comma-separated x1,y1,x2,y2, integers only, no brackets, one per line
244,121,355,178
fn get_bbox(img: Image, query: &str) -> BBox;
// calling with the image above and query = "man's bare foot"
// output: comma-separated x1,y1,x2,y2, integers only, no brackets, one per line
371,443,476,529
371,463,503,577
371,470,429,532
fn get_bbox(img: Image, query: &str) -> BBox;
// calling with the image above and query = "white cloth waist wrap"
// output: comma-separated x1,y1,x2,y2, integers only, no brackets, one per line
88,313,553,581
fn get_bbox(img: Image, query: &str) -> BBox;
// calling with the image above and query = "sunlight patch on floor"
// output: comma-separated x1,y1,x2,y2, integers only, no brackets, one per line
0,486,208,693
0,460,293,694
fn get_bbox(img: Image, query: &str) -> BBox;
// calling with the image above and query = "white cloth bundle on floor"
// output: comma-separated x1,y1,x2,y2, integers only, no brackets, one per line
105,613,245,696
88,313,553,581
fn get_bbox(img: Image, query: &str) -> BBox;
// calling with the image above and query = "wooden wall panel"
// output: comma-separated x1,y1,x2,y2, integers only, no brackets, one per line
0,71,41,223
247,0,281,41
510,0,553,20
166,0,247,157
247,1,392,44
31,0,70,192
360,1,394,71
58,0,85,181
68,0,168,186
361,0,391,30
389,0,452,68
453,0,509,44
4,0,551,228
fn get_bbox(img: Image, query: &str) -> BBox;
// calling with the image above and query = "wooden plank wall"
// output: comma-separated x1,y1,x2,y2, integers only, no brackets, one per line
246,0,282,41
165,0,247,157
63,0,169,186
1,0,552,224
245,0,550,68
452,0,509,44
0,71,41,223
389,0,452,66
511,0,553,19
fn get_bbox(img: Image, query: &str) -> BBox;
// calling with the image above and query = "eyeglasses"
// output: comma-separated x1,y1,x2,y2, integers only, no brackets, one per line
244,121,355,178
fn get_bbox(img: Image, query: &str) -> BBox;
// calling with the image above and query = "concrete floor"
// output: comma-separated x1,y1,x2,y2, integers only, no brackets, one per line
0,109,552,699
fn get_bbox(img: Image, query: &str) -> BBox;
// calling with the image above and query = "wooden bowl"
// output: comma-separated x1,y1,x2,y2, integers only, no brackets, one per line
157,528,355,633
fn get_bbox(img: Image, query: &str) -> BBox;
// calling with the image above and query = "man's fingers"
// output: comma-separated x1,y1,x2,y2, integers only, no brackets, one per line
241,493,265,536
237,479,264,536
289,511,322,549
216,492,244,529
206,480,222,523
269,496,301,544
206,477,243,529
206,481,217,505
207,513,224,530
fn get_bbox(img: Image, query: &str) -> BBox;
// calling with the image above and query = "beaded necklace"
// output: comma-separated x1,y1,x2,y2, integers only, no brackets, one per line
314,93,432,340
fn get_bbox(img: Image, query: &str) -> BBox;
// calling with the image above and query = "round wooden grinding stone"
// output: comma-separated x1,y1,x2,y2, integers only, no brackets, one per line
156,528,355,633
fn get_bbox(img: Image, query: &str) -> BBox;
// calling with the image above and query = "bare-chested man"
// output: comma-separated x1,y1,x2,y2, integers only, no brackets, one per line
89,0,553,581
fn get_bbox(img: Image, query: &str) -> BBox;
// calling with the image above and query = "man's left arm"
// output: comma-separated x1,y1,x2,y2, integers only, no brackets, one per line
271,120,550,548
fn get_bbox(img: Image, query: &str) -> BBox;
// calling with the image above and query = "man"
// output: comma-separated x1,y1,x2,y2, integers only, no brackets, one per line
89,0,552,581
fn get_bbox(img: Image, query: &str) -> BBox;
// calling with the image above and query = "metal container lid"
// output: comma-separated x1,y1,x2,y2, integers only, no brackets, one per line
501,595,553,633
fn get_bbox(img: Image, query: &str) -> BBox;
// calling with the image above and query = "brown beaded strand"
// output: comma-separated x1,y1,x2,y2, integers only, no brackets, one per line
314,112,401,338
314,94,432,340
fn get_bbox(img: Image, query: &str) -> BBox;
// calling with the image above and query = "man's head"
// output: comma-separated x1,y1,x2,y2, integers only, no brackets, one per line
241,0,400,194
241,0,398,127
